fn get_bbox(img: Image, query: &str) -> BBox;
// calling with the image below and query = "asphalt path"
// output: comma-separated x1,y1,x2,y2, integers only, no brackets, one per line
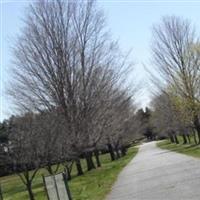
106,141,200,200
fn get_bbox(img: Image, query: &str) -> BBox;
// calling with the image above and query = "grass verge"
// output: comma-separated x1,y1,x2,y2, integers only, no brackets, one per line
157,139,200,159
0,146,138,200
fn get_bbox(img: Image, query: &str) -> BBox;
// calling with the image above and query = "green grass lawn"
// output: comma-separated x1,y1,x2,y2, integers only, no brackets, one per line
157,138,200,158
0,146,138,200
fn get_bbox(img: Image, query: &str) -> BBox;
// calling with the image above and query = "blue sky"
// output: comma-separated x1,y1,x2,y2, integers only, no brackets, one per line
1,0,200,121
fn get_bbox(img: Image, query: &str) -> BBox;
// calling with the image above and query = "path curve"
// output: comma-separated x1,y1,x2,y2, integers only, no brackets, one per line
106,141,200,200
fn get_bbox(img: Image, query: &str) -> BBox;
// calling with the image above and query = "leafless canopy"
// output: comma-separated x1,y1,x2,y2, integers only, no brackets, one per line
151,16,200,142
152,16,200,101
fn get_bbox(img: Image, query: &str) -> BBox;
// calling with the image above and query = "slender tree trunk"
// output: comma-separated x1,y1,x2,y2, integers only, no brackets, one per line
94,150,101,167
89,153,96,169
107,143,115,161
169,134,175,143
65,166,71,180
194,115,200,144
197,130,200,144
187,134,191,144
46,164,53,175
64,161,73,181
121,146,127,156
75,159,83,176
18,170,38,200
193,129,198,145
115,147,121,159
26,182,35,200
46,163,60,175
174,135,179,144
85,155,91,171
182,134,187,144
169,137,173,143
85,152,95,171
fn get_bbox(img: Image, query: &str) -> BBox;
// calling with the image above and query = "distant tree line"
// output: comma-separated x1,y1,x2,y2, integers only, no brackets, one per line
135,108,157,141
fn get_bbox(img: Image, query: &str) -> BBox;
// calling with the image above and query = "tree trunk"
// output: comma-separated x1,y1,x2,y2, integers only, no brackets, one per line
193,129,198,145
194,115,200,144
107,143,115,161
18,170,38,200
85,155,91,171
75,159,83,176
174,135,179,144
94,150,101,167
89,154,96,169
121,146,127,156
85,152,96,171
64,161,73,181
115,147,121,159
187,134,191,144
182,134,187,144
85,152,95,171
169,135,175,143
46,164,53,175
169,134,175,143
26,182,35,200
65,166,71,180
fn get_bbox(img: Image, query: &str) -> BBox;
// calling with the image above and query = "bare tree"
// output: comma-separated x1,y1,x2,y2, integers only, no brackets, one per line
151,90,193,144
152,16,200,142
151,93,178,143
8,114,42,200
9,0,137,175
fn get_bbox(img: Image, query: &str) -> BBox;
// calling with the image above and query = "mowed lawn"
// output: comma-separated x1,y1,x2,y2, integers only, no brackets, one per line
157,137,200,158
0,146,138,200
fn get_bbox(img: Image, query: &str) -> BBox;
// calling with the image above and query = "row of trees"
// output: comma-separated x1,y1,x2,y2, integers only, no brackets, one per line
1,1,141,200
150,16,200,144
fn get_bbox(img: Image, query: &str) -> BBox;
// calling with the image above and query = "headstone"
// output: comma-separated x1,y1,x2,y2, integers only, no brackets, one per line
55,173,70,200
44,176,59,200
43,173,72,200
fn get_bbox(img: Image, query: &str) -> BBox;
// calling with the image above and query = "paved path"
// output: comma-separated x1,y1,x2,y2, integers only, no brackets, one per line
106,141,200,200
